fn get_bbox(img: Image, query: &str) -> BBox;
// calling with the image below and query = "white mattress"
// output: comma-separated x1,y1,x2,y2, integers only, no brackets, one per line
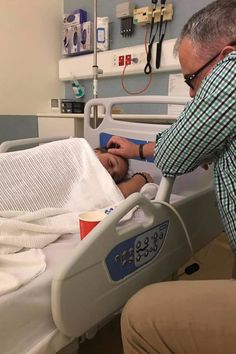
0,233,80,354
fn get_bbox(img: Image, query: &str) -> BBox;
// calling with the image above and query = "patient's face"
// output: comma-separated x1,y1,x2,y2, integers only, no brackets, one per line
95,151,128,183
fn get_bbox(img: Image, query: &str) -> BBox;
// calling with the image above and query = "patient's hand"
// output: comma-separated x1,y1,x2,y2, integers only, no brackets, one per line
117,172,154,198
136,172,153,184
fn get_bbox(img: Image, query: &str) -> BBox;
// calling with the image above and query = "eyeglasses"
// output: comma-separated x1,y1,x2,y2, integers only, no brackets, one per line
184,40,236,89
184,52,220,89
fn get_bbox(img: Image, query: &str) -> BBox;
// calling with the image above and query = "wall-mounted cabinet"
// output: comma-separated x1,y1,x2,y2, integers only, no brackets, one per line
37,113,83,138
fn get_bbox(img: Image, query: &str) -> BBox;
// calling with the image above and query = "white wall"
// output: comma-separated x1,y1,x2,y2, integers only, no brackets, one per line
0,0,65,115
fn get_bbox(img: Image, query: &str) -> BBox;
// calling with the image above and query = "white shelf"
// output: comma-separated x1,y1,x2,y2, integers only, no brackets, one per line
37,113,83,118
59,39,180,81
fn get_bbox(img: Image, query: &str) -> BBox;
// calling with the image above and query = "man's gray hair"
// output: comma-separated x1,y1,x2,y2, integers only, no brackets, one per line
174,0,236,58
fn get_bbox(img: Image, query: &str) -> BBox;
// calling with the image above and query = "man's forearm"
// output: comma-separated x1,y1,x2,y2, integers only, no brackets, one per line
142,142,155,158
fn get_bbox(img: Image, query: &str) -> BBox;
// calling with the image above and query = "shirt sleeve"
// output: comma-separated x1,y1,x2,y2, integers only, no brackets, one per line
154,54,236,177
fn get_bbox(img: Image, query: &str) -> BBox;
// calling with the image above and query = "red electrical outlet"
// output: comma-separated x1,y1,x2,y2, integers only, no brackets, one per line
125,54,132,65
118,55,125,66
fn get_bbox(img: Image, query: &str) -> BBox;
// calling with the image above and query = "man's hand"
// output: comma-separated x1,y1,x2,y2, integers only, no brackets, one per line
107,136,139,159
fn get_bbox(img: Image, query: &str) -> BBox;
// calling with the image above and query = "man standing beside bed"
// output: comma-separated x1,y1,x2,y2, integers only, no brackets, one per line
107,0,236,353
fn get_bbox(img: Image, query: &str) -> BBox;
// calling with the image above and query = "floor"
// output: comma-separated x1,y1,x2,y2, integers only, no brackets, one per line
75,233,235,354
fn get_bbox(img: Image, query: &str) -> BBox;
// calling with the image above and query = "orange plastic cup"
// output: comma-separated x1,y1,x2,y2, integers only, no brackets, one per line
79,210,106,239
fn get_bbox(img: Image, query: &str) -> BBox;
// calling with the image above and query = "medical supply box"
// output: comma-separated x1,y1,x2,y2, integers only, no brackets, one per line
62,9,88,56
79,21,93,54
61,99,85,114
97,17,109,51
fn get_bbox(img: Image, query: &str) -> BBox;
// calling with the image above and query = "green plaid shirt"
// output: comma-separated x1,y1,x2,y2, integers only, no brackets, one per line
154,51,236,251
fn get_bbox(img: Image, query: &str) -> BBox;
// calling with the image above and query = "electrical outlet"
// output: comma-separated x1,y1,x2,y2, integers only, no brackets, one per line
119,55,125,66
112,50,147,68
125,54,132,65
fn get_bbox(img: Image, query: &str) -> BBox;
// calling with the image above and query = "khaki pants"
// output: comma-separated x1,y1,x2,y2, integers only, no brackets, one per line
121,278,236,354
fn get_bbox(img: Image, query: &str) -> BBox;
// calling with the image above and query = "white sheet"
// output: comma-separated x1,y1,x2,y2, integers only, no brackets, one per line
0,233,78,354
0,138,124,253
0,249,46,296
0,138,124,295
0,138,123,212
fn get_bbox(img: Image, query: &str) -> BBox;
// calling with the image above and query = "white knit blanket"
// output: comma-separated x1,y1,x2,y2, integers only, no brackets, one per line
0,138,124,295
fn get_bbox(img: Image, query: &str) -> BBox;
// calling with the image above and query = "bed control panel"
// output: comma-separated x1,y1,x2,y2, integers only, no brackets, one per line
105,220,169,281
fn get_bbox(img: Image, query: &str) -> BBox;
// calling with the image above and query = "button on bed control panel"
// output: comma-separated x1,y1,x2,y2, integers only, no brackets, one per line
105,220,169,281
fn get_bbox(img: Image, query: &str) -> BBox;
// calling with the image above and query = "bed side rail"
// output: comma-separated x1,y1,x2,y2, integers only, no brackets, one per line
155,176,175,202
84,95,189,122
52,186,223,338
84,96,190,201
52,192,193,338
0,136,71,153
84,95,189,149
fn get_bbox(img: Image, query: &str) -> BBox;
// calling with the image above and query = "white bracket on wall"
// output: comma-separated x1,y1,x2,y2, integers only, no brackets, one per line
59,38,180,81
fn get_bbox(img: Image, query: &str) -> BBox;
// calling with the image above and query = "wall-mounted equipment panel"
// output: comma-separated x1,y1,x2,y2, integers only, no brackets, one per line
133,4,174,25
59,38,180,81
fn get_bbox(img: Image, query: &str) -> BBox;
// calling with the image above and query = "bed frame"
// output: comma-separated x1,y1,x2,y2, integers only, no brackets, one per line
50,96,223,340
0,96,223,352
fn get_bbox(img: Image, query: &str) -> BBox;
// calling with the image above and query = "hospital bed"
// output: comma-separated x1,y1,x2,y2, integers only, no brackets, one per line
0,96,223,354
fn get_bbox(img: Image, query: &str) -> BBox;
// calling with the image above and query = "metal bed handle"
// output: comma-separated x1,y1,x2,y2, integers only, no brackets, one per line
84,95,189,128
84,95,188,116
155,176,175,202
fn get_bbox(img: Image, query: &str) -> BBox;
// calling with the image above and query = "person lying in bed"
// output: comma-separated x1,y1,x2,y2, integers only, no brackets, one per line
95,147,153,198
0,137,154,215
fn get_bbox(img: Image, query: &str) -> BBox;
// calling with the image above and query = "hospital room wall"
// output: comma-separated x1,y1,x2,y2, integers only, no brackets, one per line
0,0,65,143
64,0,213,113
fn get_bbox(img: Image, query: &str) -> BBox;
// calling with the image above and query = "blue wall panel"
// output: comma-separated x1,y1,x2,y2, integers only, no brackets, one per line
0,116,38,144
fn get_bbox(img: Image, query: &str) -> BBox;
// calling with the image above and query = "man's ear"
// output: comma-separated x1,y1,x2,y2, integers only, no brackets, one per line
221,45,235,58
